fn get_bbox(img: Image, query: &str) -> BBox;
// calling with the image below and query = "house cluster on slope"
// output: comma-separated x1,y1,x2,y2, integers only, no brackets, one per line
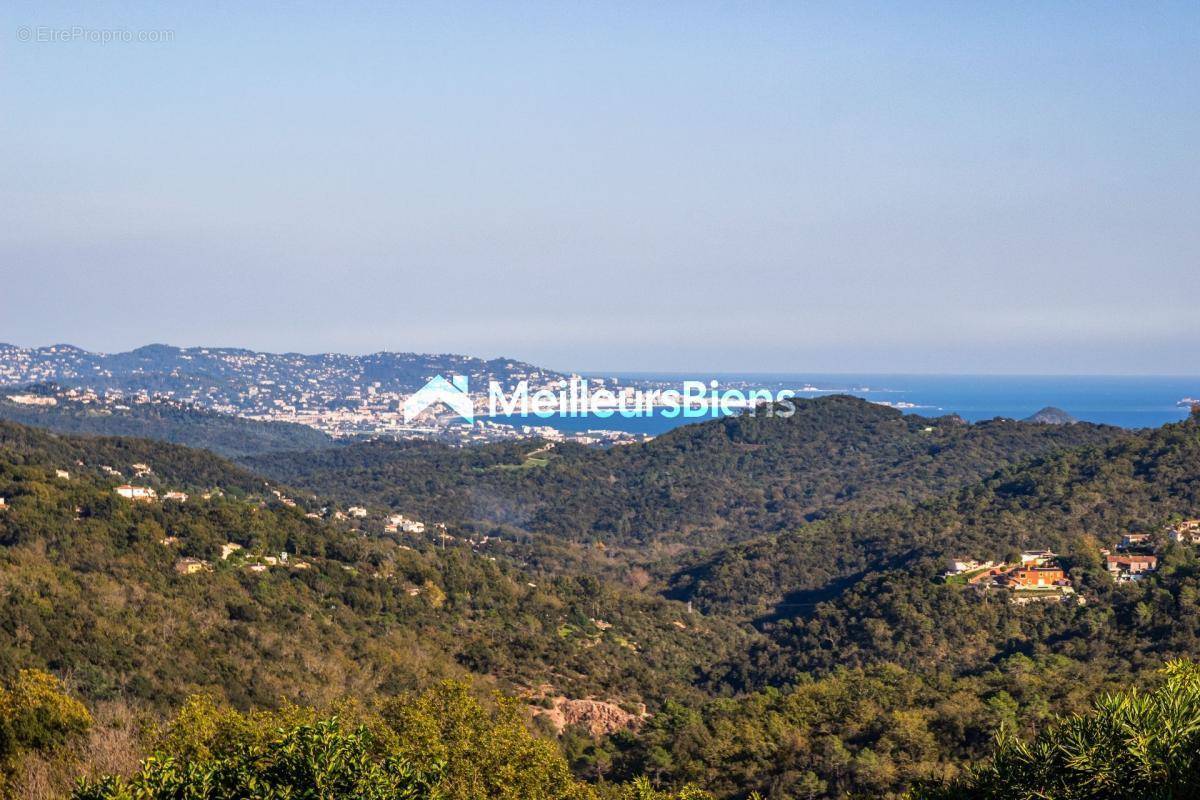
1102,533,1159,583
384,513,425,534
70,457,493,578
1099,520,1200,581
114,484,193,502
1168,519,1200,545
945,518,1200,601
945,551,1078,605
167,539,331,576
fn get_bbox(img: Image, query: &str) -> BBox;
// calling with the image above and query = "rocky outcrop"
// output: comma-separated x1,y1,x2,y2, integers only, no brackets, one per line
533,697,645,736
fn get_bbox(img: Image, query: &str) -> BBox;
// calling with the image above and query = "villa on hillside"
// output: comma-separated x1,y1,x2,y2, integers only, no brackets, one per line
952,550,1078,604
386,514,426,534
1007,565,1067,589
114,485,157,502
1168,520,1200,545
1003,554,1080,605
1106,554,1157,582
1117,533,1154,552
174,557,210,575
1169,528,1200,545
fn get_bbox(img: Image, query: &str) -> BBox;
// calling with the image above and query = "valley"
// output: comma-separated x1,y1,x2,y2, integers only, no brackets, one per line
3,395,1199,797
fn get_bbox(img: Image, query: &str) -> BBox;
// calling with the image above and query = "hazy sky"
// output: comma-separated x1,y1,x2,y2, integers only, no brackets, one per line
2,2,1198,373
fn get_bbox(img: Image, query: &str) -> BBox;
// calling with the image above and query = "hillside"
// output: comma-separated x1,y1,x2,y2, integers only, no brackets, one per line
247,395,1123,553
0,420,269,496
577,415,1200,798
675,414,1197,622
0,387,335,458
6,410,1200,799
0,422,748,713
701,415,1200,684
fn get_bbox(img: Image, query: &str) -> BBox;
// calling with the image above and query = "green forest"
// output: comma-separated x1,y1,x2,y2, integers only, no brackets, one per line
3,398,1200,798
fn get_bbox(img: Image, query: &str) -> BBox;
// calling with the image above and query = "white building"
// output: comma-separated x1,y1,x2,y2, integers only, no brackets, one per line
114,485,157,502
387,514,425,533
1168,520,1200,545
945,558,995,576
7,394,57,406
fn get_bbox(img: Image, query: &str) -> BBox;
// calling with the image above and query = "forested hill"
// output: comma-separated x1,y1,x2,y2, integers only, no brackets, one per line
247,395,1123,550
0,388,335,458
5,411,1200,799
573,413,1200,799
0,420,269,496
686,413,1200,685
677,413,1196,615
0,420,746,712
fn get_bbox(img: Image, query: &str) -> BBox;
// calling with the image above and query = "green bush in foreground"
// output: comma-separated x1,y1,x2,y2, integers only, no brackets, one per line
74,719,440,800
0,670,92,763
69,683,712,800
910,660,1200,799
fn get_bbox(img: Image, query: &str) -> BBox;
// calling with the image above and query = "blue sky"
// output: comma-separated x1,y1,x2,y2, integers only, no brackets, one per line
2,2,1197,373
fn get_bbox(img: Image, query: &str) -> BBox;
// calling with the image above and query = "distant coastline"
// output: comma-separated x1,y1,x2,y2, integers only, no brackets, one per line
493,374,1200,435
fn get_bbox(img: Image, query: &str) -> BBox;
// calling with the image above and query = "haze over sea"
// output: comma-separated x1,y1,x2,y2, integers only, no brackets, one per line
493,374,1200,435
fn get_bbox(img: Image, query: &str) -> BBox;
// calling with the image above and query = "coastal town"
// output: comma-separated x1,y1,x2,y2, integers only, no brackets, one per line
0,344,645,445
0,343,866,448
2,379,653,447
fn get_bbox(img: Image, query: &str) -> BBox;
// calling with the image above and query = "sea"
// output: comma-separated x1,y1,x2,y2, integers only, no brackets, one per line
490,374,1200,435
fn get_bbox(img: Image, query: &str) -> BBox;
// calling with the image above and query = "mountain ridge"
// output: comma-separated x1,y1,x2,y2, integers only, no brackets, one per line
0,343,565,420
247,394,1125,554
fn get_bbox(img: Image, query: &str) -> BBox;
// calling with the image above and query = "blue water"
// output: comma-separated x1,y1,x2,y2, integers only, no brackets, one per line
490,374,1200,435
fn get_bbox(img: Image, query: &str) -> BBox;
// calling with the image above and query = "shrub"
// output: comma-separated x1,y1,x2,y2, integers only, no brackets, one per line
910,660,1200,799
0,669,92,760
73,718,441,800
